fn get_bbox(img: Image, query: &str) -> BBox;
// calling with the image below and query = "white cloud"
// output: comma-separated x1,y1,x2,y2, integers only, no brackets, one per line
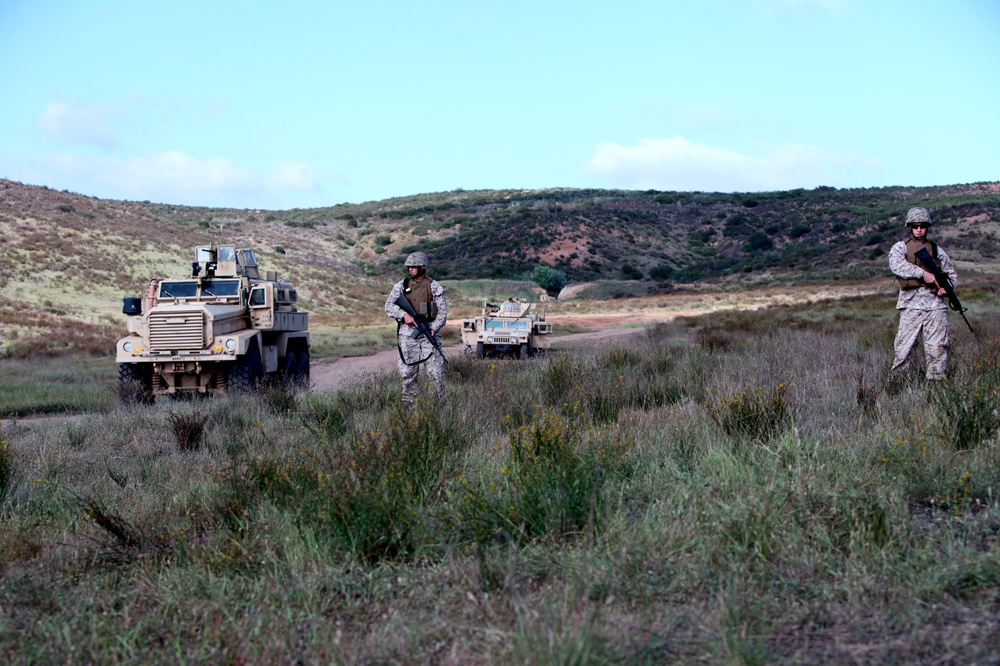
18,151,324,207
37,101,123,148
583,136,879,192
264,161,321,193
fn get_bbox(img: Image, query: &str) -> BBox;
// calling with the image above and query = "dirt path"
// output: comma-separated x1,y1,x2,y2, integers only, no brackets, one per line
309,278,891,393
310,309,710,393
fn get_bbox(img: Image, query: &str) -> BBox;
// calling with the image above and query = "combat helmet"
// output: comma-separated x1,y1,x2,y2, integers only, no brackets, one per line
905,207,932,227
405,251,429,268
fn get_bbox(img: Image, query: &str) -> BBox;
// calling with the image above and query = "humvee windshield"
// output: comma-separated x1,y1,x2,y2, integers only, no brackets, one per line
159,279,240,299
485,319,529,331
200,279,240,296
159,281,198,299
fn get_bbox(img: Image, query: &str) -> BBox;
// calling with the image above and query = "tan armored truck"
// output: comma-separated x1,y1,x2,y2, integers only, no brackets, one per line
116,243,310,400
461,297,552,359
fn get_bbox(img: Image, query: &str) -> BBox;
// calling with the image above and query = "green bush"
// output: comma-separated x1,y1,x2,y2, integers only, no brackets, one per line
530,265,567,295
246,404,468,562
461,408,632,545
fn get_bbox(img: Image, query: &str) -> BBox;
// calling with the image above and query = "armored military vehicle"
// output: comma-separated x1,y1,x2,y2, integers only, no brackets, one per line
461,297,552,359
116,243,310,400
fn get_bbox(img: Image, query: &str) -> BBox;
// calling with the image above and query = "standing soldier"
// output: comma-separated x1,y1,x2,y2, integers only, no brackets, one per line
384,251,448,402
888,207,958,380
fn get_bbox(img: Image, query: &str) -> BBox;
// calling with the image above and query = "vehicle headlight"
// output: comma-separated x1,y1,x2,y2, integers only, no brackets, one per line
225,339,236,350
123,341,133,352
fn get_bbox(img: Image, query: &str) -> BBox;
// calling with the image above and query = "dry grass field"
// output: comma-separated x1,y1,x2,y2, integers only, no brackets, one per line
3,291,1000,664
3,179,1000,663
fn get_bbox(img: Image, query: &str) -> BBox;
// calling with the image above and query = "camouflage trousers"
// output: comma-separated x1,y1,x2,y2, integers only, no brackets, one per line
397,332,445,403
891,308,949,380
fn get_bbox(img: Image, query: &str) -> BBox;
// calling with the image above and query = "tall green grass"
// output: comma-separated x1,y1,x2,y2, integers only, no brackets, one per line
3,294,1000,664
0,355,117,417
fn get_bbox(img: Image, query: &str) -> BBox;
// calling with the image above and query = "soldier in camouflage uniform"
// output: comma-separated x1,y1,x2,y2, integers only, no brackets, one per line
384,251,448,402
888,207,958,380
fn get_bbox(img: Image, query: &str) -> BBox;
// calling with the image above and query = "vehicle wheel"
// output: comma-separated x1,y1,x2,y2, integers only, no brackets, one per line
476,342,484,359
118,363,153,404
229,347,264,392
519,343,529,360
283,349,300,386
297,349,310,388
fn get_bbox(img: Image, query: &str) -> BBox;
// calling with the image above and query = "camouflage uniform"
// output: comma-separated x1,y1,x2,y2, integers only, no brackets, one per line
888,208,958,380
384,275,448,402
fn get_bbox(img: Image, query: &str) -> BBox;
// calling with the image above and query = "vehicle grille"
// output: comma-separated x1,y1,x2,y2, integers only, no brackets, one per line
489,336,517,345
148,311,206,351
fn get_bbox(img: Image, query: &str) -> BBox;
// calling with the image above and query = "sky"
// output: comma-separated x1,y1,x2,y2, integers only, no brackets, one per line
1,0,998,209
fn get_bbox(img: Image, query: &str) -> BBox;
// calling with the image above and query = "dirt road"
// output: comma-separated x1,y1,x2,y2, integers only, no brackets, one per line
311,309,708,393
311,278,892,393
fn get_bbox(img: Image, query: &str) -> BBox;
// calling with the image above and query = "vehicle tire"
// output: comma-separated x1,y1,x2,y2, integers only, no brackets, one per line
297,348,310,388
476,342,485,359
283,349,300,386
229,347,264,392
118,363,153,404
519,343,529,360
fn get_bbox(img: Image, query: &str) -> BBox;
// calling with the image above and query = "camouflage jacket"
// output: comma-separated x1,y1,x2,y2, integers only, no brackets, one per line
384,277,448,334
888,238,958,311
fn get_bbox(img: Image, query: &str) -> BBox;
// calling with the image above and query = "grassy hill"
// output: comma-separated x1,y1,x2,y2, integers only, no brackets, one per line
2,178,999,356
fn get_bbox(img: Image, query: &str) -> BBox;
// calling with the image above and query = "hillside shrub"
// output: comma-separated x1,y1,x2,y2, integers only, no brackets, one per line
743,232,773,252
530,265,567,295
621,264,644,280
649,264,675,281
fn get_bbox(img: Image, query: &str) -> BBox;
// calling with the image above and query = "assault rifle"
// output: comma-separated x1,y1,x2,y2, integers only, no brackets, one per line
394,294,448,364
915,247,974,333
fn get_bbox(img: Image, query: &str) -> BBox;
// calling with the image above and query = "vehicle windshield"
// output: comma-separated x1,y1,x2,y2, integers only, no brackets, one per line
159,281,198,298
200,279,240,296
485,319,529,330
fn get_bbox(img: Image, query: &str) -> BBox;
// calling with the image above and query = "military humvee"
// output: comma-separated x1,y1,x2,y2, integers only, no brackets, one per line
116,243,310,400
461,297,552,359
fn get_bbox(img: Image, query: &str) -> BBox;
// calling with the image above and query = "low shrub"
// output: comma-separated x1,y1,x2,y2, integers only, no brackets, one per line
0,428,18,508
461,408,633,546
167,409,209,452
706,380,792,445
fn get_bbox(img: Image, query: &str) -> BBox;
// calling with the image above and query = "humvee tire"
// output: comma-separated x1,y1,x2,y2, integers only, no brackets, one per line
118,363,154,404
229,347,264,392
283,350,300,385
297,349,310,387
519,343,529,360
476,342,485,359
